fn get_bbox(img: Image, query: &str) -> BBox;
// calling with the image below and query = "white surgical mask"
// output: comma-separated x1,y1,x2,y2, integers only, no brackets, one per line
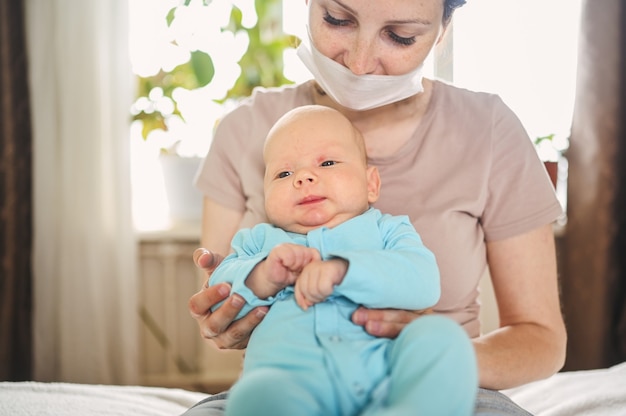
296,31,425,111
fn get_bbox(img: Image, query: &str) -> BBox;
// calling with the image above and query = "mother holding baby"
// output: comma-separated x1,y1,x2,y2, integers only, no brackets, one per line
185,0,567,414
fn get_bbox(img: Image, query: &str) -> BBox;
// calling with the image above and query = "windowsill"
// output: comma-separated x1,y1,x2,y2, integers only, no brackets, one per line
136,219,202,243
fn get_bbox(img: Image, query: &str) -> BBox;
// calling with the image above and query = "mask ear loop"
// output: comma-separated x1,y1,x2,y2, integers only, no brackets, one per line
297,27,326,97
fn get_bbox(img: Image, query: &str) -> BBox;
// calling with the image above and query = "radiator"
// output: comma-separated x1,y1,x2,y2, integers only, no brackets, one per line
138,234,243,393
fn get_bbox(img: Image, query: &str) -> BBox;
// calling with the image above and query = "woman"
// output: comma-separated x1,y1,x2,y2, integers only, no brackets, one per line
186,0,567,414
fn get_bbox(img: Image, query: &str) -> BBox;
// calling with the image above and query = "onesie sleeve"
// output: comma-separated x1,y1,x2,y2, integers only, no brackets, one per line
195,102,250,213
330,214,440,310
209,225,290,319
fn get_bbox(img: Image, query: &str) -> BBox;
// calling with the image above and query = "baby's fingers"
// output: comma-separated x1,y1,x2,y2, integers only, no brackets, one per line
294,285,313,310
305,248,322,263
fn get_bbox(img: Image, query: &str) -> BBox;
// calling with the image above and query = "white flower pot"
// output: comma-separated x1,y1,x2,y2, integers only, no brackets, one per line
159,154,204,223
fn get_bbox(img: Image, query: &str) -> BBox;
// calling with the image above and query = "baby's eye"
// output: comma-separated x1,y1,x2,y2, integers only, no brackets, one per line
320,160,336,167
277,171,292,179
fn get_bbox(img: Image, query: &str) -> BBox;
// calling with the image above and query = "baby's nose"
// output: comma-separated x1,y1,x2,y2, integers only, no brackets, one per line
294,171,316,186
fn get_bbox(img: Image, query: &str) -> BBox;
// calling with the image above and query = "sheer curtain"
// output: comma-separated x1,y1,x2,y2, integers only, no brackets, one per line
26,0,138,384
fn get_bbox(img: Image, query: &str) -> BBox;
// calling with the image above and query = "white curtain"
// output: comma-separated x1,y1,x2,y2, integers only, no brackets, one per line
26,0,139,384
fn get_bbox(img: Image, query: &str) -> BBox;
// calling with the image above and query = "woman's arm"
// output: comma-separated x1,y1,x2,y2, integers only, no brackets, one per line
187,197,268,349
352,223,567,389
474,223,567,389
200,197,242,256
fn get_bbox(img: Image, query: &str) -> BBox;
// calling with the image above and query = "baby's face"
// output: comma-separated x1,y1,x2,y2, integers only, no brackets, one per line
263,108,380,234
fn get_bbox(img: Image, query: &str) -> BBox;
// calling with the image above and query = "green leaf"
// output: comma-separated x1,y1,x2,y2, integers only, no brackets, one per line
189,50,215,87
534,134,555,146
166,7,176,27
136,114,167,140
136,0,292,140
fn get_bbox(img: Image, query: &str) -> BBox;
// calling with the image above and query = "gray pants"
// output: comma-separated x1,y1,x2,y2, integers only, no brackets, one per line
181,388,532,416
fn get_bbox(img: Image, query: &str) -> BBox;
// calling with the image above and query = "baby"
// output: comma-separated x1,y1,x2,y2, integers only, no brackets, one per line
208,105,477,415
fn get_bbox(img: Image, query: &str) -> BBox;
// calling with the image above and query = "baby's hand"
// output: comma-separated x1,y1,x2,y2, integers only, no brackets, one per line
265,243,321,288
295,259,348,310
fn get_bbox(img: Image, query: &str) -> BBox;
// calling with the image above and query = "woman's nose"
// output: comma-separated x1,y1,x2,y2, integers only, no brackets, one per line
344,35,377,75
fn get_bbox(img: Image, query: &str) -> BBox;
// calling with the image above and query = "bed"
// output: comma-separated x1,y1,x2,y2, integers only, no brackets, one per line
1,361,625,415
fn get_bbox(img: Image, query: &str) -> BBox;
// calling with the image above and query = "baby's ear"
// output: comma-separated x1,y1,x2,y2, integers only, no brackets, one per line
366,166,381,203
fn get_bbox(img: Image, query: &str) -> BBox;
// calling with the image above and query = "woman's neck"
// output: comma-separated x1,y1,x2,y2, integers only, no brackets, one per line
310,79,434,159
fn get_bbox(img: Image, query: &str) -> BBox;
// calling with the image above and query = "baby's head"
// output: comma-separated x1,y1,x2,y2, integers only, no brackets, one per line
263,105,380,234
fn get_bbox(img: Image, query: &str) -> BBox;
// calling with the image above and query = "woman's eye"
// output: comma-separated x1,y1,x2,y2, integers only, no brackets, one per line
321,160,336,167
388,31,416,46
277,171,292,179
323,11,350,27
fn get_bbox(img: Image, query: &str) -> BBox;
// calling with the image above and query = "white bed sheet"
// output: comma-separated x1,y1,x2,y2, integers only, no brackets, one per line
505,361,626,416
1,362,624,416
0,382,207,416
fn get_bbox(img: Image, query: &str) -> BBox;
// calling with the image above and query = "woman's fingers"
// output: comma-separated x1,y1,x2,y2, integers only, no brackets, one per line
352,307,433,338
189,283,268,349
193,248,224,276
208,302,269,349
189,248,267,349
188,282,231,320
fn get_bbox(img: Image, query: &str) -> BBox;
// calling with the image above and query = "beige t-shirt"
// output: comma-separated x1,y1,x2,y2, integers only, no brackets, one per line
195,80,563,337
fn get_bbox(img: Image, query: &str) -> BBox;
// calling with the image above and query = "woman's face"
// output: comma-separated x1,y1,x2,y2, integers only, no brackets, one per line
306,0,445,76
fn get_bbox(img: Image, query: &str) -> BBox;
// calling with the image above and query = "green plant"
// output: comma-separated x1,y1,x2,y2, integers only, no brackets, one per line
533,133,556,146
222,1,297,99
132,0,298,143
534,134,561,162
132,49,215,140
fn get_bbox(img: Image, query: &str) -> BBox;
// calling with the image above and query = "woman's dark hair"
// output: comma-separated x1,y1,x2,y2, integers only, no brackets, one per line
443,0,466,25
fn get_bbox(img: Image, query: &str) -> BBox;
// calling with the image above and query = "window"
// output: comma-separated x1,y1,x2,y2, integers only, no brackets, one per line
453,0,581,144
129,0,265,231
129,0,581,231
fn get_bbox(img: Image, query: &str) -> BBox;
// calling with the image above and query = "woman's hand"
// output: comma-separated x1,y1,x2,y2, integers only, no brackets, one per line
351,306,433,338
188,248,268,349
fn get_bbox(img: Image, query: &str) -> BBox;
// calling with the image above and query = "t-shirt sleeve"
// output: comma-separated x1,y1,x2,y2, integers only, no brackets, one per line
481,96,564,241
193,83,313,224
194,102,251,213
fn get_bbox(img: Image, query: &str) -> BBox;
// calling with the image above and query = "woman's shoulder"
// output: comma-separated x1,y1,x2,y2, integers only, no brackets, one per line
429,80,523,131
431,79,506,109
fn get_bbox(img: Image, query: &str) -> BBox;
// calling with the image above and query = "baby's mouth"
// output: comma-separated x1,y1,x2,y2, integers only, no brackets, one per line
298,195,326,205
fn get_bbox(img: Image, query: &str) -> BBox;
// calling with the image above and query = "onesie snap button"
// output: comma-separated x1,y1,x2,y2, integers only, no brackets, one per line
329,335,341,342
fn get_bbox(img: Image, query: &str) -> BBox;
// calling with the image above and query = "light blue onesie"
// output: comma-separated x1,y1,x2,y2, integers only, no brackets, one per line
210,208,477,415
